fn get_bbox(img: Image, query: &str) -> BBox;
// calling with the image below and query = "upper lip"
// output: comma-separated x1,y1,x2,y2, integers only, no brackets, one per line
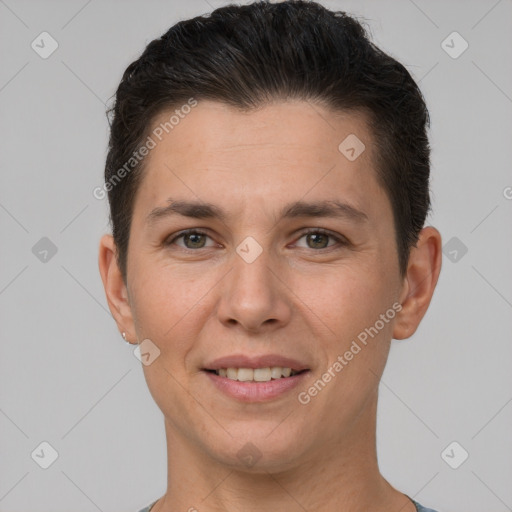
203,354,309,372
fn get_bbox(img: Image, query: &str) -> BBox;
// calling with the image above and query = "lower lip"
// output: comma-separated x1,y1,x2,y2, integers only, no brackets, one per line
203,370,310,402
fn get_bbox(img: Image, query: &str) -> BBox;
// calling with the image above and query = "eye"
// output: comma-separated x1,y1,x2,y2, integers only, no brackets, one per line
164,228,348,251
294,229,347,250
165,229,215,250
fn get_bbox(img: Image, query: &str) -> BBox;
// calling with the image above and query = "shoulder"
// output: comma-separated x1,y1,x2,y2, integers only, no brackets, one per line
411,498,441,512
136,501,158,512
135,499,442,512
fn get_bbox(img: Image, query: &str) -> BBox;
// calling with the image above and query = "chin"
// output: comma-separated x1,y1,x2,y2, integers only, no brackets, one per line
204,426,309,473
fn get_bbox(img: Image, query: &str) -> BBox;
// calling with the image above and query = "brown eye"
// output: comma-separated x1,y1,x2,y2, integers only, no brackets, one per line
305,232,330,249
165,230,213,249
181,232,207,249
295,229,346,250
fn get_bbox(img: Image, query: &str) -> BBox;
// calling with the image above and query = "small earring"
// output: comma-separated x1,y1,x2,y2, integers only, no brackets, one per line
121,332,130,344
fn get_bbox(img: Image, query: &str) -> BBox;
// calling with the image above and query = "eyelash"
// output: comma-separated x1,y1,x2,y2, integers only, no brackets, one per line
164,228,348,251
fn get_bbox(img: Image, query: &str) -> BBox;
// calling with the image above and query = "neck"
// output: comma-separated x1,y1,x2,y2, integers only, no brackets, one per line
153,392,415,512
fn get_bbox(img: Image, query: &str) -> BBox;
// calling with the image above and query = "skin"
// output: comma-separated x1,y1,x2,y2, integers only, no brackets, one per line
99,100,442,512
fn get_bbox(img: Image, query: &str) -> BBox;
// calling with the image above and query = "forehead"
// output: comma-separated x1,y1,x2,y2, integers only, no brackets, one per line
133,99,389,223
147,99,373,164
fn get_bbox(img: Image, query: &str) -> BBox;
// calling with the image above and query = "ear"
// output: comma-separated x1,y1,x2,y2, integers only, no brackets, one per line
393,226,442,340
98,234,136,343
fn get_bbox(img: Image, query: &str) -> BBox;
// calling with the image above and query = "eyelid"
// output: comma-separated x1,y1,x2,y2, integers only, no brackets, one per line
292,228,348,248
164,227,349,249
164,228,215,247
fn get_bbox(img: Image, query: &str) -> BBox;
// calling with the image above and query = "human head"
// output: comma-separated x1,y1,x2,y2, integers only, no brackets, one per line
98,2,442,504
103,0,432,284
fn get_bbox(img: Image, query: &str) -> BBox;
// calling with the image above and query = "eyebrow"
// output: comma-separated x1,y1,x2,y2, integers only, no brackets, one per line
146,198,369,225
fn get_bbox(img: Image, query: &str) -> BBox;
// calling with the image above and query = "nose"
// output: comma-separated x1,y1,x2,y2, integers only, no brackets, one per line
217,246,292,334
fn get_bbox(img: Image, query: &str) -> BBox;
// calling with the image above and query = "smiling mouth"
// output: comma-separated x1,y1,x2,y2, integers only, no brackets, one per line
204,367,307,382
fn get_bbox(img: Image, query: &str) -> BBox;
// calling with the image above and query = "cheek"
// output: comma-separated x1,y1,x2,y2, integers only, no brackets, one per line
303,263,395,341
311,274,395,409
129,265,215,353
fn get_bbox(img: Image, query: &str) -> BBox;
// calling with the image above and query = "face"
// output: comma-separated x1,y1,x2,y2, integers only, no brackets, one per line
121,100,408,469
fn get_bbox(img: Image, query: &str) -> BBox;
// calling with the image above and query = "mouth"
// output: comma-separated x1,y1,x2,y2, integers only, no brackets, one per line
201,355,310,402
203,367,307,382
203,367,310,402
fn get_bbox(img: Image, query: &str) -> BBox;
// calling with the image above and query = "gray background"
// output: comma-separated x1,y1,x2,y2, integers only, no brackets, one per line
1,0,511,511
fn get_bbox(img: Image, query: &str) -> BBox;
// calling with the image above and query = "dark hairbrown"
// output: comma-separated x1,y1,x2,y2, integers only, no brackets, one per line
104,0,431,282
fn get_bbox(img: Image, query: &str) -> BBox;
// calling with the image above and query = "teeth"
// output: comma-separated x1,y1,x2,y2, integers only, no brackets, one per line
270,367,282,379
214,367,299,382
253,368,271,382
227,368,238,380
237,368,254,382
281,367,291,377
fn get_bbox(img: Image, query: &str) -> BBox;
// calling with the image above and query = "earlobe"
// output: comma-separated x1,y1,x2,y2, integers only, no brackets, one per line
98,234,136,341
393,226,442,340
